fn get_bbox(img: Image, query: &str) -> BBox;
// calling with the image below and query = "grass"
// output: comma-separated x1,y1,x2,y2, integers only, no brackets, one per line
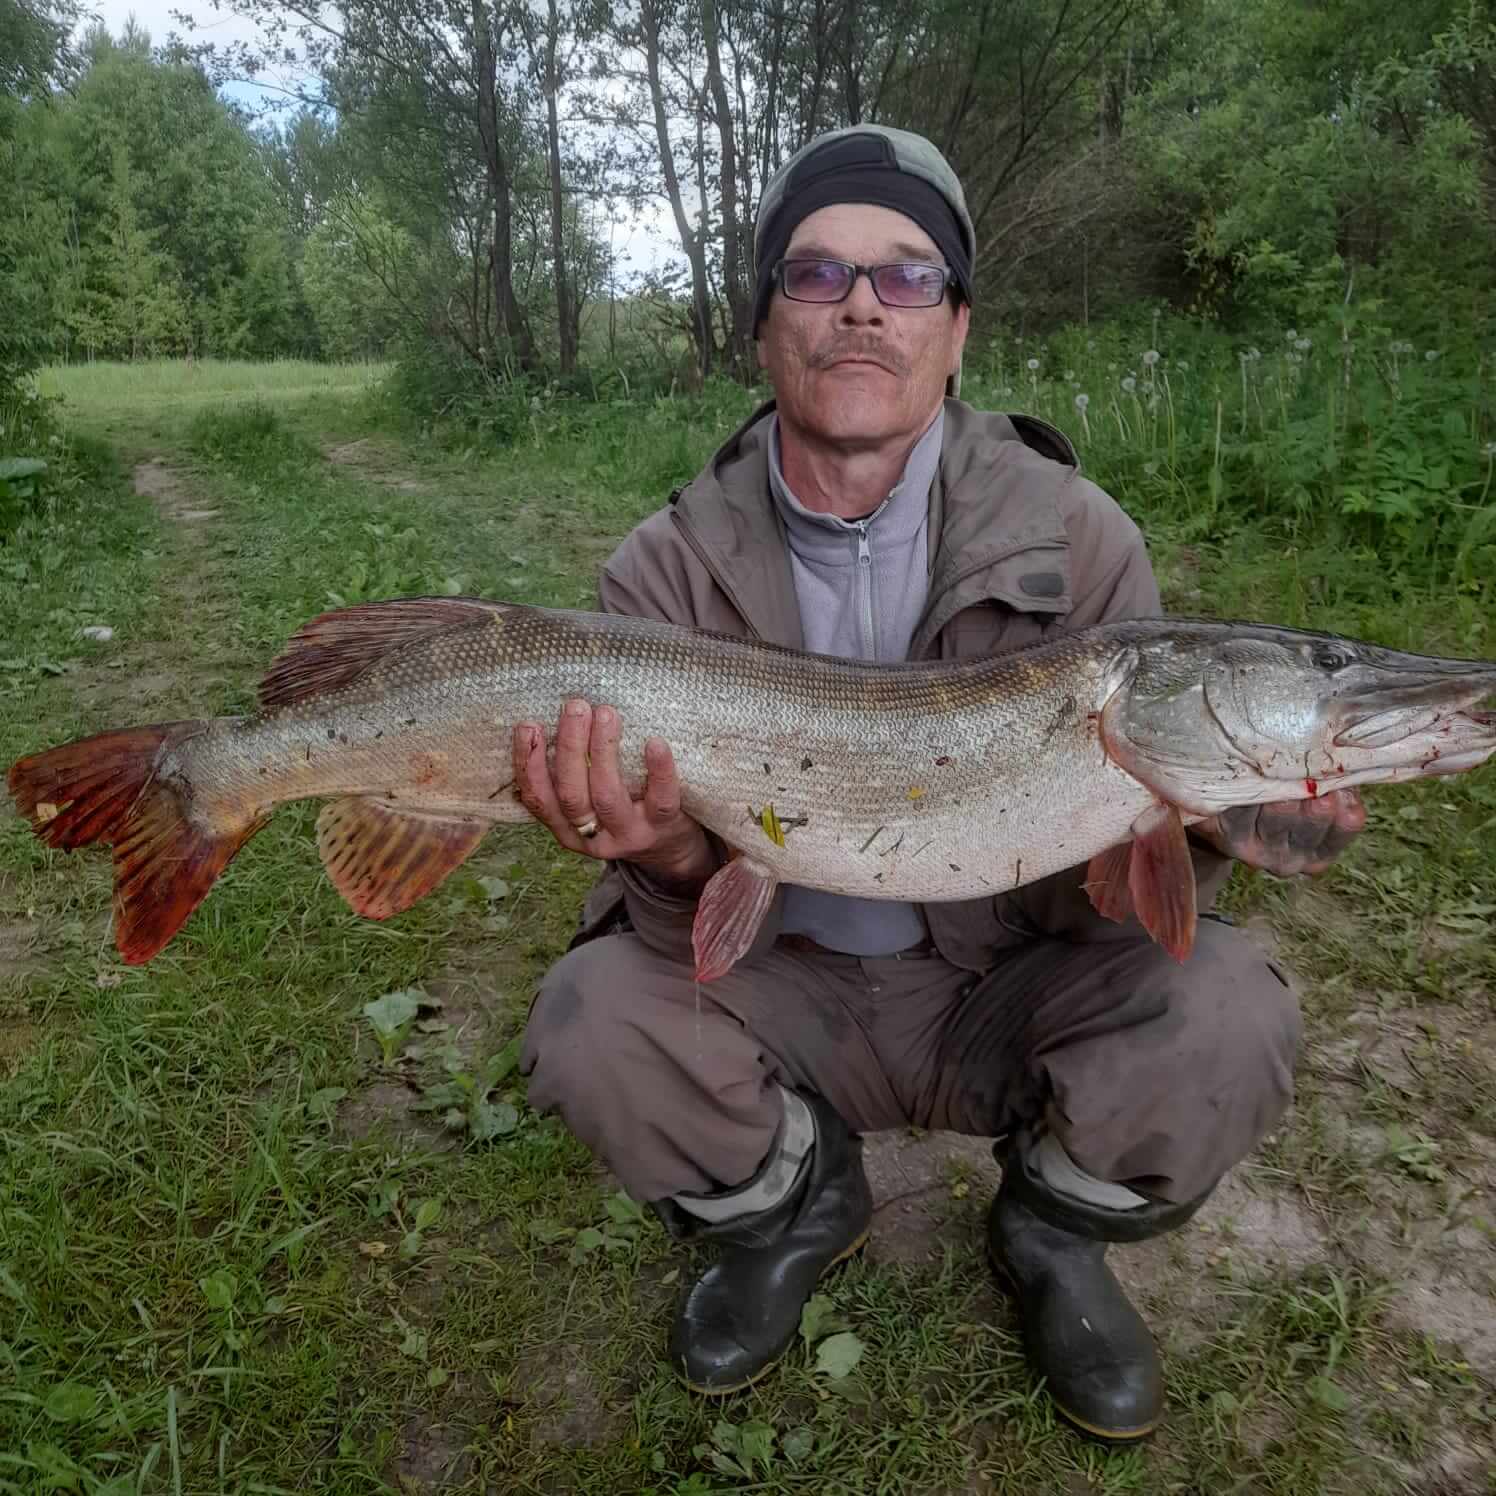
30,360,389,433
1,349,1493,1493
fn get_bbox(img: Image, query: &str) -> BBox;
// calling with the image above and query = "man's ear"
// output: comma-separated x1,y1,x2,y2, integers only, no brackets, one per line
948,301,971,377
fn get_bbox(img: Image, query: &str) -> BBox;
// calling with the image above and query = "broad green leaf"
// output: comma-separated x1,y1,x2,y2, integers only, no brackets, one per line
200,1268,236,1311
414,1199,441,1231
362,989,422,1037
569,1226,605,1263
0,458,46,481
737,1420,776,1471
814,1330,865,1379
603,1192,645,1226
799,1292,845,1348
482,1037,521,1087
471,1100,518,1140
42,1382,97,1423
783,1424,815,1463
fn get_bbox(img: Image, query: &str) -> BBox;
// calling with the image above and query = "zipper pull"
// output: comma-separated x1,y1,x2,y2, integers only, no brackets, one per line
854,522,872,567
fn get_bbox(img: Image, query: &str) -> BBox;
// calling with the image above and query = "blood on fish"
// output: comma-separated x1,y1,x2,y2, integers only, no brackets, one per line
1304,777,1318,796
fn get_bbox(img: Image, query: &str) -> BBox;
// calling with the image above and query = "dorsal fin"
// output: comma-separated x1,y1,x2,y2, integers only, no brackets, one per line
259,597,507,709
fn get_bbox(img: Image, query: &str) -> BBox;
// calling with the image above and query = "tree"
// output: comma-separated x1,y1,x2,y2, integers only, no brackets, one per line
1,0,80,402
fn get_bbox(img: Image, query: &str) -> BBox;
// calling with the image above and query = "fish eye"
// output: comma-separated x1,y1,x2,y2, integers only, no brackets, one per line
1309,642,1355,672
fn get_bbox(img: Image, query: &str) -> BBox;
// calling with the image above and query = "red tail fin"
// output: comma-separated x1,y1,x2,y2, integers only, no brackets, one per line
6,724,264,964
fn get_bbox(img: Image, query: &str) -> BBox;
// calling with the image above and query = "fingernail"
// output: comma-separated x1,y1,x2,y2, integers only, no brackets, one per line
595,705,614,728
565,699,588,717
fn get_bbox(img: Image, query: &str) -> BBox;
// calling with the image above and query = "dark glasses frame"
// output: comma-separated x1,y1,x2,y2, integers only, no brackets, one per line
772,257,957,308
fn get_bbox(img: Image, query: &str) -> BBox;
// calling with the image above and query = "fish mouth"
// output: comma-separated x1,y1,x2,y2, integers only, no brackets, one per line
1333,670,1496,749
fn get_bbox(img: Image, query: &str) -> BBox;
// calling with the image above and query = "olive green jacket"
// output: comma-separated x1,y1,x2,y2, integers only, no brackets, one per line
573,397,1229,971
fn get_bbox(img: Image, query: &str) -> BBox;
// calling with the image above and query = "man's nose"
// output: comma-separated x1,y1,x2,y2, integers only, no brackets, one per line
836,271,885,325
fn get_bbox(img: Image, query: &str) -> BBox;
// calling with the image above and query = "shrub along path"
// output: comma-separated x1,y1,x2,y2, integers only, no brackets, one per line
1,371,1493,1494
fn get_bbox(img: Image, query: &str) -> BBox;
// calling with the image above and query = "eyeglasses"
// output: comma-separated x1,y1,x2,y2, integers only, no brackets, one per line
773,257,955,309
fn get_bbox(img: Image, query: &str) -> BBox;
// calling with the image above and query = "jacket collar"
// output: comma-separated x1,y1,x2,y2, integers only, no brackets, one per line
669,397,1079,651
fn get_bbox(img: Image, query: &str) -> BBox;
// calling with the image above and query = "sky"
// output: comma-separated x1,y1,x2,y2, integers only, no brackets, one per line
82,0,679,276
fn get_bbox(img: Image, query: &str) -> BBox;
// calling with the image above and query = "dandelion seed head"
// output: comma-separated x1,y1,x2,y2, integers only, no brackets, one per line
1074,393,1090,412
1142,349,1160,367
1287,328,1298,341
1294,337,1312,352
1027,357,1040,371
1249,347,1262,360
1121,376,1137,393
1425,349,1440,362
1063,370,1075,382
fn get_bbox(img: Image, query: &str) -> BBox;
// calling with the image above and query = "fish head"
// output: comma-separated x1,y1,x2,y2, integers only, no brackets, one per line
1105,625,1496,814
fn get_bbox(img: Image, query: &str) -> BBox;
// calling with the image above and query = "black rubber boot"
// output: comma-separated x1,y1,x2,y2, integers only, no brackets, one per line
661,1093,872,1395
988,1130,1210,1444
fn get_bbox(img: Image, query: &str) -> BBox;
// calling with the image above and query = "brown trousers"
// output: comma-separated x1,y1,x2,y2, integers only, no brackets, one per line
520,919,1300,1207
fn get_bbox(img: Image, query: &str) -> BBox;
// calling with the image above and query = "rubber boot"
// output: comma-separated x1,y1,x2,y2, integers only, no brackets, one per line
988,1129,1210,1444
661,1092,872,1395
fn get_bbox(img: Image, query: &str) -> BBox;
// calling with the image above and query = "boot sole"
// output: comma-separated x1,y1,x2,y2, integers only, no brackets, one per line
680,1228,871,1397
986,1247,1159,1445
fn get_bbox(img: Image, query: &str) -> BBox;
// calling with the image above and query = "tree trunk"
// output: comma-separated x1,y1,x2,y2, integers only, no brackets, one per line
702,0,749,373
641,0,713,379
544,0,576,374
474,0,535,371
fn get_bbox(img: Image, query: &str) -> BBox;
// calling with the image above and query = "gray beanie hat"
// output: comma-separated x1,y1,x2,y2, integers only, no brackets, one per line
753,126,976,332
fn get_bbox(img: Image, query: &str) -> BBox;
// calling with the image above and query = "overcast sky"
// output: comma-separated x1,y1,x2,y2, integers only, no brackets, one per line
82,0,677,274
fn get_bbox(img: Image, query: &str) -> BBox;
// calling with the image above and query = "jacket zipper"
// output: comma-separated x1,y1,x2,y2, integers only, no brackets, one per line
673,509,1062,659
852,520,875,659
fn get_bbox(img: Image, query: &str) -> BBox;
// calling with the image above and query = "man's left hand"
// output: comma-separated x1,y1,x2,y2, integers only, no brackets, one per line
1191,789,1367,877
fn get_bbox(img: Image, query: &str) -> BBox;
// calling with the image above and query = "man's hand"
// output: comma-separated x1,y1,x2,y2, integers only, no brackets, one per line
1191,788,1367,877
512,699,716,886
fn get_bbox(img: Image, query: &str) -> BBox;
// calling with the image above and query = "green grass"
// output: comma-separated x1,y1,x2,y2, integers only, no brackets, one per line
2,345,1494,1494
32,359,389,429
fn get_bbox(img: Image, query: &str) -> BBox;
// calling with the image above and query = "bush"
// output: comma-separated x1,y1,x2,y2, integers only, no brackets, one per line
186,401,318,471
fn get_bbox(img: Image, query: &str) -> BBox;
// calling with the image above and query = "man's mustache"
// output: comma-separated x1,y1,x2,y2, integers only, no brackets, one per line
811,341,908,375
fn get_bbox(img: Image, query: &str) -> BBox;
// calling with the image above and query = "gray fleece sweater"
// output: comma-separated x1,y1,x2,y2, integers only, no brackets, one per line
767,410,944,955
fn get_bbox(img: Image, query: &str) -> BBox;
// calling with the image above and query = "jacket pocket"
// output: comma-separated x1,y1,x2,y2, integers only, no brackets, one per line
928,543,1074,662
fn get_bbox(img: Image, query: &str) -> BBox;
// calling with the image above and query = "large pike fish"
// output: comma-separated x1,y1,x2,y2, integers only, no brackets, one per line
7,597,1495,978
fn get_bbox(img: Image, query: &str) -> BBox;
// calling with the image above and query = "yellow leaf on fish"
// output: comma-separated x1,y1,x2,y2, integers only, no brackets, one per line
757,803,786,848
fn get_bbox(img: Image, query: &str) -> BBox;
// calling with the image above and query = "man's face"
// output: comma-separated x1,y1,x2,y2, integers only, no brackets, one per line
757,202,970,449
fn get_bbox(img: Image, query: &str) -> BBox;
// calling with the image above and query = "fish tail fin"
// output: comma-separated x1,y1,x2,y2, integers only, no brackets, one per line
7,723,264,964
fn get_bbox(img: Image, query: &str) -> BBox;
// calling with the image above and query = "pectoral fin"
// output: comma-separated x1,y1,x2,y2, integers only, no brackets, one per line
692,855,778,982
1084,841,1136,924
1085,803,1197,962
